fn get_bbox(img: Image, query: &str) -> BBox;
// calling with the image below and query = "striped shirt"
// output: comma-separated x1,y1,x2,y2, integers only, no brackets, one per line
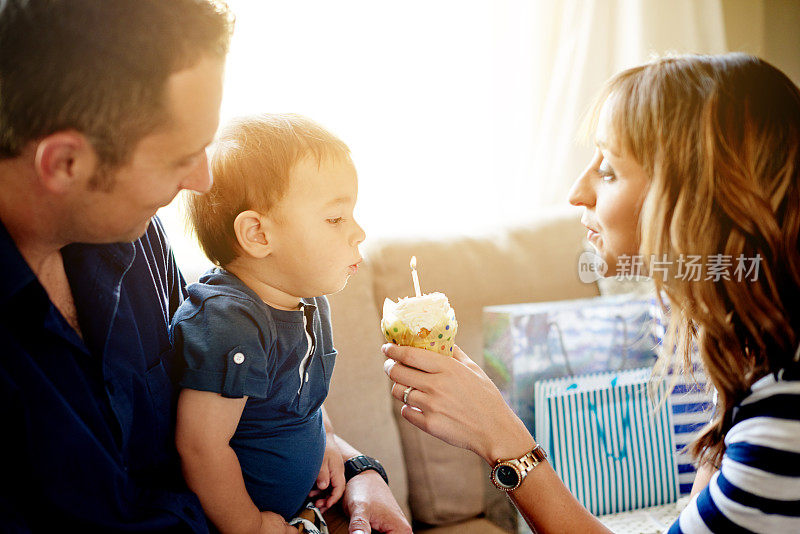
668,373,800,533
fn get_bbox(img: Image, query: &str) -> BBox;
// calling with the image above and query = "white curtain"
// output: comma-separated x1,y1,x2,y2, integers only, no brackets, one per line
524,0,727,209
157,0,728,281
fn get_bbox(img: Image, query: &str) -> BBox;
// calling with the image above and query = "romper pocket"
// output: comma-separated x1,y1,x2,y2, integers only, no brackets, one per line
320,350,337,387
298,350,338,414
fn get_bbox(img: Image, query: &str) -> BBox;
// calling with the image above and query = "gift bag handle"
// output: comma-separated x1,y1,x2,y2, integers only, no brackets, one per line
547,315,628,376
610,315,629,371
587,387,631,461
546,321,574,376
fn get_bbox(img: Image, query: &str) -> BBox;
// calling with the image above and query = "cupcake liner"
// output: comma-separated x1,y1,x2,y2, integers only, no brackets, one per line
381,308,458,356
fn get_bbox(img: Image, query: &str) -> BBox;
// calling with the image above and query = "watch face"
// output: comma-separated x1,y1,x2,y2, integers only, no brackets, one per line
494,464,520,489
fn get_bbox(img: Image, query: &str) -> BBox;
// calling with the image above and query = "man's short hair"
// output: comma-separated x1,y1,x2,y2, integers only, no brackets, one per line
0,0,233,167
187,113,351,266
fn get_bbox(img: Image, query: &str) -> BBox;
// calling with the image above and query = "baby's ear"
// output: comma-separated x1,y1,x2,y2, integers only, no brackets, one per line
233,210,271,258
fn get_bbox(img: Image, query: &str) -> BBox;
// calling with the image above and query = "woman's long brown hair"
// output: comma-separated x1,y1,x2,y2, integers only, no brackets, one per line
596,54,800,467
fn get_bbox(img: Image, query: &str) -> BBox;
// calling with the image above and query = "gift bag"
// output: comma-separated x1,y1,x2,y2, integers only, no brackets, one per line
484,294,660,435
534,368,680,515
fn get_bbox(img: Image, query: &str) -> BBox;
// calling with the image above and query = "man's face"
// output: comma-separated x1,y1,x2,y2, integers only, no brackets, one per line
70,56,225,243
265,156,366,299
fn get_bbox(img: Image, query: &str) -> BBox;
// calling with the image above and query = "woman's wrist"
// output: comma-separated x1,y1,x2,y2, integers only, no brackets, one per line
480,415,537,465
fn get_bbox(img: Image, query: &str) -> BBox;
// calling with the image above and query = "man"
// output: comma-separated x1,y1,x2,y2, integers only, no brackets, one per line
0,1,409,532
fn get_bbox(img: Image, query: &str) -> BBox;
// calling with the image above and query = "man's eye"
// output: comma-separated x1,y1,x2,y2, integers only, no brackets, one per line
176,154,199,168
327,217,343,224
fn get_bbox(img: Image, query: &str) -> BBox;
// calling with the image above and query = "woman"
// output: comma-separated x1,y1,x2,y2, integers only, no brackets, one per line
383,53,800,533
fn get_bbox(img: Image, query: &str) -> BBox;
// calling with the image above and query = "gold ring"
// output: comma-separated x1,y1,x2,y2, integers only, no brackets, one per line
403,385,415,404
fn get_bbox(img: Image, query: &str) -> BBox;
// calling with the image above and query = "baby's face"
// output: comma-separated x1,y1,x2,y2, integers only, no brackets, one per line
265,155,366,297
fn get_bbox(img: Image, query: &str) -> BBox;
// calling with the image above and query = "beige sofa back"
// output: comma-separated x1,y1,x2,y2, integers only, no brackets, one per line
326,209,598,526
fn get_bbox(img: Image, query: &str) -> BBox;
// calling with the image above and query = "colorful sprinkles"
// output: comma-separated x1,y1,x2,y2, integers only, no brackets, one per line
382,310,457,356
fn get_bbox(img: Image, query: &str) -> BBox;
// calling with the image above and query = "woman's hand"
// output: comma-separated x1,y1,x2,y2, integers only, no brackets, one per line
382,343,534,464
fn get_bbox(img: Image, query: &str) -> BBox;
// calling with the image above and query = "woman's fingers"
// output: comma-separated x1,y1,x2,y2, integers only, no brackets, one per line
390,381,432,410
382,343,443,373
383,357,434,392
452,345,488,377
451,344,471,364
400,403,429,431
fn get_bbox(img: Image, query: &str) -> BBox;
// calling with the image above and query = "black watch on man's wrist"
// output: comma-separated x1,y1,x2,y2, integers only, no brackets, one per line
344,455,389,485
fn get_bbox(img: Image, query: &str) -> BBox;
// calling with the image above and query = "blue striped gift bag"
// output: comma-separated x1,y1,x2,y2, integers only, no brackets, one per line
534,368,680,515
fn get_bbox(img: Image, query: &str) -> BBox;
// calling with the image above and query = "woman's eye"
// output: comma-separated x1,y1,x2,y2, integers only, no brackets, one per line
326,217,343,224
597,160,616,182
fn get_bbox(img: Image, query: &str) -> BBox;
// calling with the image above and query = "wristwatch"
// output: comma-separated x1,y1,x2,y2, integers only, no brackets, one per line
490,444,547,491
344,455,389,485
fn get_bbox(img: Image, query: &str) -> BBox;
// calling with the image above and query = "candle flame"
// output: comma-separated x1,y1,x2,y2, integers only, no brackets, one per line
410,256,417,270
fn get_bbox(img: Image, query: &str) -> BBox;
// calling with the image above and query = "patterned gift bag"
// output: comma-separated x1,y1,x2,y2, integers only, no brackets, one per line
483,294,660,436
534,368,680,515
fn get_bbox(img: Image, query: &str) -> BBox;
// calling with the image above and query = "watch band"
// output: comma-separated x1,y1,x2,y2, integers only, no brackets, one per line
344,455,389,485
491,444,547,491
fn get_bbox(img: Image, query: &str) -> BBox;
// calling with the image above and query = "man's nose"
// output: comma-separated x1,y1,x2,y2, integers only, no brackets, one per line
181,152,213,194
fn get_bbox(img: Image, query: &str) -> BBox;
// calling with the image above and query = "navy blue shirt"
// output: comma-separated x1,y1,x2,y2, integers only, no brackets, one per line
170,269,337,520
0,217,208,532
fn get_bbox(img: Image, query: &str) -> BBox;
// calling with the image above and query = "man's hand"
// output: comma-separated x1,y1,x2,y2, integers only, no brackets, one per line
259,511,298,534
342,471,411,534
309,431,346,512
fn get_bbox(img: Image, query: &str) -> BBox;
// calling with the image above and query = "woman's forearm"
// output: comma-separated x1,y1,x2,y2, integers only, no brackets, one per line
506,457,612,534
690,462,716,496
473,414,610,533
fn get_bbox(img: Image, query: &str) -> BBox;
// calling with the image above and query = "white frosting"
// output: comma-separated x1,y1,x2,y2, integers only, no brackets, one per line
383,292,452,334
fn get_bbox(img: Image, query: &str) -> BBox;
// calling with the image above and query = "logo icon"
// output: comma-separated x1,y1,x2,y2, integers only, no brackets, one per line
578,251,608,283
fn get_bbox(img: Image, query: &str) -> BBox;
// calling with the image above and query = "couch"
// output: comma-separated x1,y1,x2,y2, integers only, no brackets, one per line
324,208,599,532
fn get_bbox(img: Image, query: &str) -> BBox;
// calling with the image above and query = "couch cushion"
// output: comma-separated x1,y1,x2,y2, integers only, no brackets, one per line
417,517,511,533
366,209,598,524
326,260,410,519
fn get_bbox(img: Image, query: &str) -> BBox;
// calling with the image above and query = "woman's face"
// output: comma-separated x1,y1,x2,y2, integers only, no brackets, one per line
568,96,650,274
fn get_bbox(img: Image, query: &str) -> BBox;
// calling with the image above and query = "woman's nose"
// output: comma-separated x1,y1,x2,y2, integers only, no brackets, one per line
568,162,596,208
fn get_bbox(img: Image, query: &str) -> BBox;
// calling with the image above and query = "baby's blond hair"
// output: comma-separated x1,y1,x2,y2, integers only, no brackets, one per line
185,113,350,266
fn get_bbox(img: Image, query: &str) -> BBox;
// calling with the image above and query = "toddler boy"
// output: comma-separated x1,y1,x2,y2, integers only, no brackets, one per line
171,114,366,533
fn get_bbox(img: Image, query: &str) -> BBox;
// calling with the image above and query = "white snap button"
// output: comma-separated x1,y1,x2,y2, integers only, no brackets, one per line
233,352,245,364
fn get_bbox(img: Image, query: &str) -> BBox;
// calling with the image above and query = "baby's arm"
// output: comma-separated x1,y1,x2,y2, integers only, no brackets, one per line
309,406,346,512
175,389,296,534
